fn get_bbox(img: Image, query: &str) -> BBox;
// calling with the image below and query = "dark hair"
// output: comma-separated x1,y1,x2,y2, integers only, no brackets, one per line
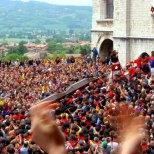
7,145,15,153
140,52,150,58
24,142,28,147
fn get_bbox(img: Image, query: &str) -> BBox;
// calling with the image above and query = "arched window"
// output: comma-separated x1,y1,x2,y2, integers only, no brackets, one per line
106,0,113,19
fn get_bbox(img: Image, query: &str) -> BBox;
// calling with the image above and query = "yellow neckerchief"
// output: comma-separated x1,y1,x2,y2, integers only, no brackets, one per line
21,73,25,80
41,85,45,93
96,105,100,112
89,140,94,145
0,99,5,106
76,125,82,136
61,113,69,119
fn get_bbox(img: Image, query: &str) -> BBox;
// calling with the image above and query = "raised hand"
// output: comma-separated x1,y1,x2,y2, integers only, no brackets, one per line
30,101,66,154
107,103,145,154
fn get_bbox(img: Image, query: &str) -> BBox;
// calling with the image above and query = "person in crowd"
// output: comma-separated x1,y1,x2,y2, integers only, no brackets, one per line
110,50,119,64
20,142,29,154
110,50,122,80
150,51,154,85
92,47,99,62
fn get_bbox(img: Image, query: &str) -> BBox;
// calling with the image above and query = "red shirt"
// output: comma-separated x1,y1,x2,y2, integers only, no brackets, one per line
85,120,91,126
64,129,69,137
97,79,103,85
108,91,114,98
67,98,73,105
0,117,4,123
112,63,121,71
134,58,142,67
70,140,78,148
129,67,136,76
141,144,149,151
61,118,68,124
79,136,85,140
12,114,25,121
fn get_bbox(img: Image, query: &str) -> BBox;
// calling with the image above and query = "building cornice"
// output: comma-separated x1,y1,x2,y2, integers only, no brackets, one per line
91,29,154,40
113,36,154,40
91,29,113,32
96,19,113,23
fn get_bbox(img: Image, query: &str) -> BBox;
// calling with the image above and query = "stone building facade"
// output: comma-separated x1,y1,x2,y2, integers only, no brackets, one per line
91,0,154,65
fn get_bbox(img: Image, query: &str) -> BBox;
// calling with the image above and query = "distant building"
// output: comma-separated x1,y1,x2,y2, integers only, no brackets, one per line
91,0,154,65
25,43,48,53
0,46,7,53
62,41,90,48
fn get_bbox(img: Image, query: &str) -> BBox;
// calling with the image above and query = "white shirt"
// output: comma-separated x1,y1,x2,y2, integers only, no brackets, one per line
108,141,118,150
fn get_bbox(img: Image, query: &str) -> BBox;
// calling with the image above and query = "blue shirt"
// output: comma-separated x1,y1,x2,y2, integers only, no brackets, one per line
20,147,29,154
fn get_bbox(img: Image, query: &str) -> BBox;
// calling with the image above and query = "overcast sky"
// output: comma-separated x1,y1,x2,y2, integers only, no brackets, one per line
21,0,92,6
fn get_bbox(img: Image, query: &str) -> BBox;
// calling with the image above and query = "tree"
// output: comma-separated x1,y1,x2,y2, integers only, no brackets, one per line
47,40,65,53
34,39,41,44
7,47,18,54
67,46,74,54
17,41,28,54
74,45,81,54
80,45,91,55
7,41,28,55
3,53,28,61
47,40,57,52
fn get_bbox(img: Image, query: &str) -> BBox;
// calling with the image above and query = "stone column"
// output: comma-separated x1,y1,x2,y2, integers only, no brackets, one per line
113,0,131,66
92,0,102,29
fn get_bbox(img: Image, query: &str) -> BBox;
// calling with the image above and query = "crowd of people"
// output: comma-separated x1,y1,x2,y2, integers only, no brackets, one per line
0,55,104,153
0,50,154,154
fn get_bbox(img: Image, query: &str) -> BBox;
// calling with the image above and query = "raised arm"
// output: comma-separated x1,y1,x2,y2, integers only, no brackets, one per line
30,101,66,154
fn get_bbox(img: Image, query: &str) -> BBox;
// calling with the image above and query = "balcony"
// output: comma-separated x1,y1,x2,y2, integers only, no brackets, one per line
96,19,113,27
94,19,113,32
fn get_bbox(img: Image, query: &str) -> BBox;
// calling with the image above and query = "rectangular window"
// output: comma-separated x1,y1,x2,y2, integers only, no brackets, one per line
106,0,114,19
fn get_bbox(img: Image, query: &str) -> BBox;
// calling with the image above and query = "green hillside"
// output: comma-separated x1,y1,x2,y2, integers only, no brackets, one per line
0,0,92,42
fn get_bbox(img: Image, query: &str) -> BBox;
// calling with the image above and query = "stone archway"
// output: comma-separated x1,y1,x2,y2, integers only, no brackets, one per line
99,39,113,60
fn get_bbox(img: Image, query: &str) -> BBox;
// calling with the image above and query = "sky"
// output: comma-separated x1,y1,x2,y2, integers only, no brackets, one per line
21,0,92,6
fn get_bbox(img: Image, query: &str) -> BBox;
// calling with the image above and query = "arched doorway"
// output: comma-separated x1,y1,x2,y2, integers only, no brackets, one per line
99,39,113,61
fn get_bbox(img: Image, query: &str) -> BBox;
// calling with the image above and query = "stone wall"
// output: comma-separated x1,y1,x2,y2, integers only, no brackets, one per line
130,39,154,59
92,0,102,29
113,0,128,37
113,38,130,66
130,0,154,37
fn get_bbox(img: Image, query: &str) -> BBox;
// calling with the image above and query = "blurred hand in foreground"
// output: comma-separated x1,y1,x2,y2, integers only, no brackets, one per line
119,116,145,154
107,103,145,154
30,101,66,154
